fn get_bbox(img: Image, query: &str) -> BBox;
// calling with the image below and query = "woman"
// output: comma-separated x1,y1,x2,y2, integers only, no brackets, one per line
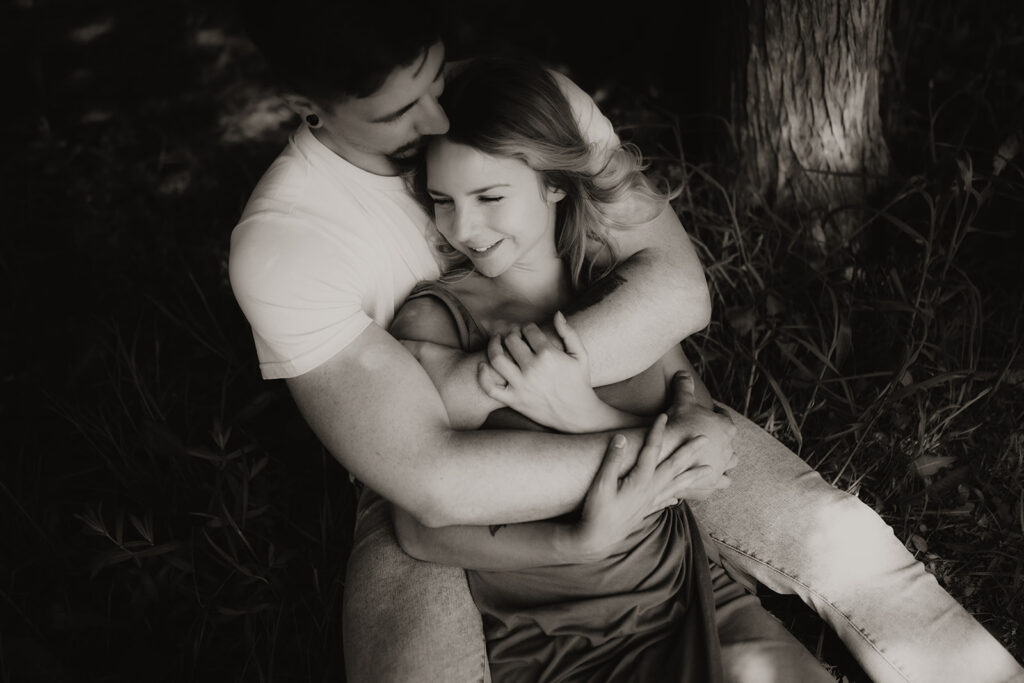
390,57,833,682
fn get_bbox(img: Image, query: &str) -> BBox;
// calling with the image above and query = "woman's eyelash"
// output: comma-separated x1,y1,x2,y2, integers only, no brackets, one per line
429,196,502,204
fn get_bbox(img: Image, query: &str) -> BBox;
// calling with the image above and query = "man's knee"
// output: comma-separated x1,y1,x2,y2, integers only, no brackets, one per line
796,488,909,582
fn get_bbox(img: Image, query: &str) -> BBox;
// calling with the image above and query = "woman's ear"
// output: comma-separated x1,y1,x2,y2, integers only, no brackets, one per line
545,186,567,204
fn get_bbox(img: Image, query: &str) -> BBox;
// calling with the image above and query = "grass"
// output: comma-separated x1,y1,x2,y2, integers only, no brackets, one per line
3,0,1022,681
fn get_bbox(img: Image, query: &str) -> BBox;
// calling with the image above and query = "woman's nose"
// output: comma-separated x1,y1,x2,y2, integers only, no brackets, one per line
450,204,477,242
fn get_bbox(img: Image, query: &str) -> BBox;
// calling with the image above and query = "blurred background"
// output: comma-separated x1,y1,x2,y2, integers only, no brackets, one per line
3,1,1023,680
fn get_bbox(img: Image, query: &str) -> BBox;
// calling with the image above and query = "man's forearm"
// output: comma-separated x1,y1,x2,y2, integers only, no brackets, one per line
432,250,705,406
565,248,709,386
290,307,724,533
393,505,587,570
416,424,652,527
438,209,710,392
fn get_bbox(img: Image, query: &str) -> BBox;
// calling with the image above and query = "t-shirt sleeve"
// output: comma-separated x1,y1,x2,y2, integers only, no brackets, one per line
548,69,621,172
229,212,374,380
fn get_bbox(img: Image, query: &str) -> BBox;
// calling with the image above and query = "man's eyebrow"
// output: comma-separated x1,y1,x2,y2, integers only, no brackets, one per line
427,184,511,196
371,49,446,123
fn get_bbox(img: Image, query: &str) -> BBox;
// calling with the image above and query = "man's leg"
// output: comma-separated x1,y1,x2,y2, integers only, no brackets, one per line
710,561,836,683
690,405,1024,683
342,487,489,683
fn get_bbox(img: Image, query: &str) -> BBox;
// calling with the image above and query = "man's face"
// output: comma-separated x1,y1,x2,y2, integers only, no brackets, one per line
315,41,448,175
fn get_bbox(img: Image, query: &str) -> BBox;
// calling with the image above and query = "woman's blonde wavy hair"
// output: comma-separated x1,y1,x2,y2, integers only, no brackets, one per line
411,56,674,290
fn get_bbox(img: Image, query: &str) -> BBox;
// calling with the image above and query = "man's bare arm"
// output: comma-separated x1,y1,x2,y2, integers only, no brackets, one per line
567,201,711,385
410,202,711,417
286,322,688,527
391,409,725,572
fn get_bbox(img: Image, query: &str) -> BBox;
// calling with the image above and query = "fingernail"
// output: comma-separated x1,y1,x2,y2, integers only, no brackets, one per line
611,434,626,448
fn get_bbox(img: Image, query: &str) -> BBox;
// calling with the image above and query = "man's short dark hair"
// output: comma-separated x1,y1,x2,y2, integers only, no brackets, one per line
241,0,443,103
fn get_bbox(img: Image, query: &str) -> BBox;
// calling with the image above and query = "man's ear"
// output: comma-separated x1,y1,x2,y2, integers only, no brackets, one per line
280,93,317,119
545,186,567,204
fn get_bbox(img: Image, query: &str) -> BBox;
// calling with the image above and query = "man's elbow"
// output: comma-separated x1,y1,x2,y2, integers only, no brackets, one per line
392,507,435,561
398,485,460,529
687,290,713,335
669,281,711,339
632,246,712,338
413,500,463,529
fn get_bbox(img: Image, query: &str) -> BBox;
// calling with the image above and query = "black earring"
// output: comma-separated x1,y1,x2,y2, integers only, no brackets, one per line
306,114,321,128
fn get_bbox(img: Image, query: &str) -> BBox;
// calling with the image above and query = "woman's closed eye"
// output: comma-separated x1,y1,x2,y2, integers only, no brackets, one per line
478,195,503,203
429,196,453,208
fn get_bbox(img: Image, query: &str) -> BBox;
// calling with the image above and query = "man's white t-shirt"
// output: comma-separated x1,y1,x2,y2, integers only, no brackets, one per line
229,71,618,380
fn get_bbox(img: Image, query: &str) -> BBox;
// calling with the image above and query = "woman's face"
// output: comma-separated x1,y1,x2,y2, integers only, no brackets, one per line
425,138,563,278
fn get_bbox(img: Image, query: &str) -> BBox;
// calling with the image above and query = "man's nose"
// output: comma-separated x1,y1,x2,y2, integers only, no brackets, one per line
416,95,449,136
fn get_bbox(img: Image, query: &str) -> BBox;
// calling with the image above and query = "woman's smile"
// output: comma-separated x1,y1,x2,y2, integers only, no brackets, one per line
425,139,563,280
467,239,505,255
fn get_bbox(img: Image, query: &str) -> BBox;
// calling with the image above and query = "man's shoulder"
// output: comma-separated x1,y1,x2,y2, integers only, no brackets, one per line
545,69,620,166
228,167,374,304
238,140,365,223
231,142,380,262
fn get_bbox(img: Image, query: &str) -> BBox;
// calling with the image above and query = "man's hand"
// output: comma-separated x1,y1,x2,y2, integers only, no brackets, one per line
572,413,722,561
659,371,737,499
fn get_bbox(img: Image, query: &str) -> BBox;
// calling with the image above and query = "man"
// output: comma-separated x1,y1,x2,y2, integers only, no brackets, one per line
230,2,1024,682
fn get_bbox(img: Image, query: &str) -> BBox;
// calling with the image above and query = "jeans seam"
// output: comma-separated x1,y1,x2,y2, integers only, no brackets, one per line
709,531,915,683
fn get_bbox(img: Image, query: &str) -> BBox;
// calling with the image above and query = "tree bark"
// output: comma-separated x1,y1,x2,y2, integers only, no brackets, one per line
734,0,891,237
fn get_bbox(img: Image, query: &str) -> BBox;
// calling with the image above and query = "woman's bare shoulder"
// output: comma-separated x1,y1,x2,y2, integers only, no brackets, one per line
390,294,462,348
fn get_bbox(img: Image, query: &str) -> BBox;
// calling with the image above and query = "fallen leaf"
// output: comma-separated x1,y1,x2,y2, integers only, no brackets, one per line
910,534,928,553
913,454,957,477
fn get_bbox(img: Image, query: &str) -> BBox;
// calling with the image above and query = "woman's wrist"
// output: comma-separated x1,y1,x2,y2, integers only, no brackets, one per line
556,520,606,564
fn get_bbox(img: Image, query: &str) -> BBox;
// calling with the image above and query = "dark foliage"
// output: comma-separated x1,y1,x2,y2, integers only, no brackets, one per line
3,1,1022,680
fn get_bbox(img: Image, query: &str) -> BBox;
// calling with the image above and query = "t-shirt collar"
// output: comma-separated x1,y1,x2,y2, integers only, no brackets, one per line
293,124,409,192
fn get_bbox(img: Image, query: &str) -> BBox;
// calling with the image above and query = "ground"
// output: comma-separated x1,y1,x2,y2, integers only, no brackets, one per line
3,1,1022,681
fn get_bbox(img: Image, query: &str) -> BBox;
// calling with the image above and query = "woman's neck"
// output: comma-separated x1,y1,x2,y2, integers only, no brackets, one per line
492,255,571,317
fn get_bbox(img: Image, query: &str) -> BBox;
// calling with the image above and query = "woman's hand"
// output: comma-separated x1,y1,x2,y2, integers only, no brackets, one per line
478,312,636,432
570,414,713,562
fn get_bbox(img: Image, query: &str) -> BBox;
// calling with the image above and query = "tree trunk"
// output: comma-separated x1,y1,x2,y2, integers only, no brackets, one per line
447,1,892,245
733,0,891,241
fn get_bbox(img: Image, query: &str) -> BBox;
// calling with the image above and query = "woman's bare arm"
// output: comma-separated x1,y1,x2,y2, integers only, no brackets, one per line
410,203,711,419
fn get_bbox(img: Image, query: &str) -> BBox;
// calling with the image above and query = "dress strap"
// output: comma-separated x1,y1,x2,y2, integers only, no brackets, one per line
406,280,490,352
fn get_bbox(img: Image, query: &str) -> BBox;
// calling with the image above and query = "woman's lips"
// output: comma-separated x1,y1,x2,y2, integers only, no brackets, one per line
468,239,504,255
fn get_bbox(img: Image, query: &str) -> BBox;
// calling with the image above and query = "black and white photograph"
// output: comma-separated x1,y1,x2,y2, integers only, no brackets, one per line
4,1,1024,680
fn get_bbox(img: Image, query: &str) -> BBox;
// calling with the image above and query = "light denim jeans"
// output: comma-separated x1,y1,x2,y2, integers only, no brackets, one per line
342,406,1024,683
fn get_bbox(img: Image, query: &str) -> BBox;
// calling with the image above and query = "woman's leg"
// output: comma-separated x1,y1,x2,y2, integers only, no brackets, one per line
691,405,1024,683
342,487,490,682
